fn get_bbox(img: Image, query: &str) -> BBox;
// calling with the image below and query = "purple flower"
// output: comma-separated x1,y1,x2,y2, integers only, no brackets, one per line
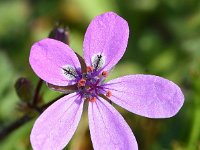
29,12,184,150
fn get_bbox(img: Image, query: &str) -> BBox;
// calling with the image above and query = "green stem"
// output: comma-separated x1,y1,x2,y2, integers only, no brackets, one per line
32,79,43,106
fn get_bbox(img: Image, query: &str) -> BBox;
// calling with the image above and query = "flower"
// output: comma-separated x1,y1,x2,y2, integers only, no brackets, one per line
29,12,184,150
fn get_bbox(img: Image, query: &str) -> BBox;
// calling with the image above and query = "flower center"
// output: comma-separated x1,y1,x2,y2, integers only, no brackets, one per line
61,53,112,103
77,66,110,102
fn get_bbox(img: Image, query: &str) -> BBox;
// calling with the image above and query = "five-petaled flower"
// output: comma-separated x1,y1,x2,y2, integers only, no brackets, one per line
29,12,184,150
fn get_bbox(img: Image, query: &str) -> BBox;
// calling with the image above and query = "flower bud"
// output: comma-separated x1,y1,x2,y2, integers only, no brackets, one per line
15,77,33,102
48,24,69,45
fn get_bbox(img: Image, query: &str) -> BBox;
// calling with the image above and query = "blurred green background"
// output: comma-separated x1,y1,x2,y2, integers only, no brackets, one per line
0,0,200,149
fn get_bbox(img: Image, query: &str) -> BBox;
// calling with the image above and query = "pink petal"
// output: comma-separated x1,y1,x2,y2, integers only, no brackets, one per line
83,12,129,71
104,75,184,118
30,93,83,150
29,38,80,86
88,98,138,150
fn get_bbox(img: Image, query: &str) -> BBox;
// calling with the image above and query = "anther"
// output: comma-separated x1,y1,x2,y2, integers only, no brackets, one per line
89,97,96,102
86,66,94,72
78,78,86,87
106,91,112,97
102,71,108,78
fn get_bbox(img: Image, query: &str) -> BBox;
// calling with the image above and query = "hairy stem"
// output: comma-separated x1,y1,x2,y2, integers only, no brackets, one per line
0,94,65,142
0,115,33,141
32,79,43,106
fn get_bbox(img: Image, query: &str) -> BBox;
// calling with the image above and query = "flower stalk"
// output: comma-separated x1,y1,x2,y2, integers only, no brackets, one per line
0,24,70,142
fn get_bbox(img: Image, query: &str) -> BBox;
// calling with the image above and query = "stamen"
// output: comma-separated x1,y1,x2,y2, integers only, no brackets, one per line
102,71,108,78
78,79,86,87
106,90,112,97
89,97,96,102
86,66,94,72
